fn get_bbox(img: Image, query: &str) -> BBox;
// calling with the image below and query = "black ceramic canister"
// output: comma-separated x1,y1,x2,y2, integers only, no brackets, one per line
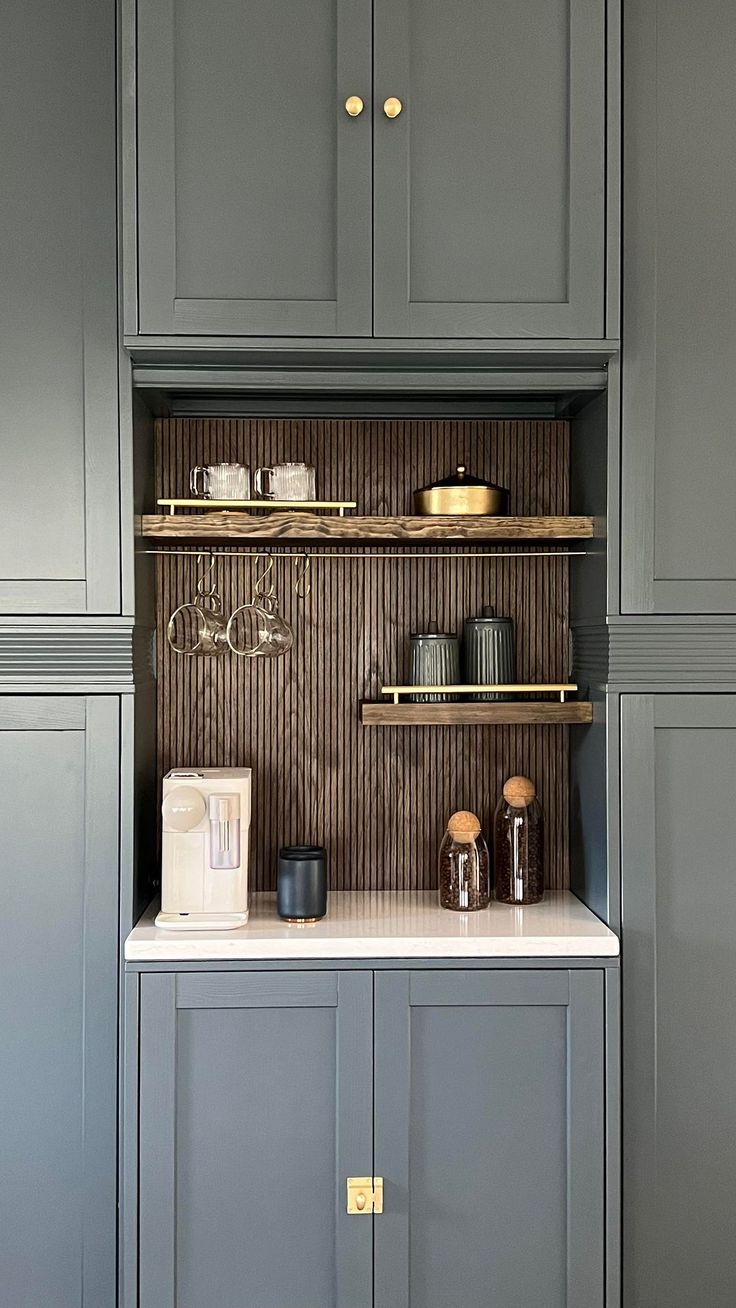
463,606,515,701
277,845,328,922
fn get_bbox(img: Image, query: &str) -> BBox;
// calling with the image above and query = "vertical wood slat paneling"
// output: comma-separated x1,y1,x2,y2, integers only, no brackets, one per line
155,418,571,891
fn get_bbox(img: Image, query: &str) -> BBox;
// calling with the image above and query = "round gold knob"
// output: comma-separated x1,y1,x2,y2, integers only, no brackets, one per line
356,1192,366,1211
383,96,403,119
345,95,364,117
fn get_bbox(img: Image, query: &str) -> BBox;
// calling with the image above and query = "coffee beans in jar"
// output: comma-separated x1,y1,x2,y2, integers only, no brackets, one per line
439,810,490,911
493,776,544,904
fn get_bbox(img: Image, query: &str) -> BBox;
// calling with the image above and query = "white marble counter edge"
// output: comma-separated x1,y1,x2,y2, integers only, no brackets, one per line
126,934,619,961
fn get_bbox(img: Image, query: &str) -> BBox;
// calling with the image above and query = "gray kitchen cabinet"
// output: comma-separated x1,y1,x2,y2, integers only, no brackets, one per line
374,969,606,1308
133,0,373,337
621,0,736,612
0,0,120,614
135,969,373,1308
129,0,609,342
0,696,120,1308
621,695,736,1306
129,963,607,1307
373,0,607,339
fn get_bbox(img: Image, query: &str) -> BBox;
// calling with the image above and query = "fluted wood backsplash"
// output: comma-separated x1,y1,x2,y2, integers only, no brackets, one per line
155,417,571,891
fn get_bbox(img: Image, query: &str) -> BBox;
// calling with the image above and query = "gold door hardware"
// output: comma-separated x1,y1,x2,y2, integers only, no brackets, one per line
345,95,364,117
346,1176,384,1214
383,96,403,118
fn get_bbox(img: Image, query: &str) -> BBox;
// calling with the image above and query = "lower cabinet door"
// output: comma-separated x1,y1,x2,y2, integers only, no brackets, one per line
0,696,119,1308
621,695,736,1306
137,970,373,1308
374,969,606,1308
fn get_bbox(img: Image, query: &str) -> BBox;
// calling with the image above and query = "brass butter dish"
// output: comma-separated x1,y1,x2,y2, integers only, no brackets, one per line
413,465,509,516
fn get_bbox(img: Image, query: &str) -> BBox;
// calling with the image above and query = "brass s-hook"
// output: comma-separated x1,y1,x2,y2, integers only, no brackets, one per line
293,553,312,600
195,552,219,601
252,554,276,601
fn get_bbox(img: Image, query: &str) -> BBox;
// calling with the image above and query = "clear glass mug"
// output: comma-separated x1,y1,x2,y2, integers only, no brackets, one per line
226,594,293,659
167,596,229,657
253,463,316,501
190,463,250,500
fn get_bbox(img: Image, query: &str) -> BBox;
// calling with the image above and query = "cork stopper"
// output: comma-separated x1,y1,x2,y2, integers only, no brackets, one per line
447,810,482,841
502,776,536,808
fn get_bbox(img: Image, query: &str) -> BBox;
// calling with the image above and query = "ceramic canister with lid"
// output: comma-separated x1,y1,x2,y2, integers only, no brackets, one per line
463,606,515,701
409,624,460,702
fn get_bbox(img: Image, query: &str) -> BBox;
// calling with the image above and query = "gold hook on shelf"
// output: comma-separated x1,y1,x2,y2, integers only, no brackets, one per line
293,553,312,600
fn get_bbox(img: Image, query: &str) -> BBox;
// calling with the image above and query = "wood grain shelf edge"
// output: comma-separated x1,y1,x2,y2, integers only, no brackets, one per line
139,512,595,541
361,701,594,726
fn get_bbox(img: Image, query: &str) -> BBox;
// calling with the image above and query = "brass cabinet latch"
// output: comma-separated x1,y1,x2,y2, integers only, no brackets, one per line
346,1176,384,1215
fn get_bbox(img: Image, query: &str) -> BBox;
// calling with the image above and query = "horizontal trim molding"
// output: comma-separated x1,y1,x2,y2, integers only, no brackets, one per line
0,619,153,689
574,619,736,686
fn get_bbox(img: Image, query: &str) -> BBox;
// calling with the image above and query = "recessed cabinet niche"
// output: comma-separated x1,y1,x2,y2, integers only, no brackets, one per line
129,0,608,340
147,413,601,892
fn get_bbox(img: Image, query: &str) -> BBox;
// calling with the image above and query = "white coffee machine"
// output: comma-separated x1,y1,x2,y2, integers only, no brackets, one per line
156,768,251,930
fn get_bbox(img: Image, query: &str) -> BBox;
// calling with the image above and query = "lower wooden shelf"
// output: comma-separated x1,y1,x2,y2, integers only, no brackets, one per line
361,701,594,726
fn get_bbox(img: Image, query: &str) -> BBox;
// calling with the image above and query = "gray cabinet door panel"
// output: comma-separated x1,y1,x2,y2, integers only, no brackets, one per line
138,969,373,1308
137,0,372,337
622,0,736,612
0,0,120,614
0,696,119,1307
373,0,606,338
622,695,736,1305
374,968,605,1308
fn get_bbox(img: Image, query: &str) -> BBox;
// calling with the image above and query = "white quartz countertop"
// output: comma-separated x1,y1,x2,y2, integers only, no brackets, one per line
125,891,619,961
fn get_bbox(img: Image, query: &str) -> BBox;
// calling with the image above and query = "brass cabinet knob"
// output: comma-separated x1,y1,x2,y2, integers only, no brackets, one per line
383,96,403,118
345,95,364,117
355,1192,366,1211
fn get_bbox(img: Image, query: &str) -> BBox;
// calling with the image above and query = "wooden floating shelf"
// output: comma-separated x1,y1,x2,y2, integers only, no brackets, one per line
361,701,594,726
139,512,595,542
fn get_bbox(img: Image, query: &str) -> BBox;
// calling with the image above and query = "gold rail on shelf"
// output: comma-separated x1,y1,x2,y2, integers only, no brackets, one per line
381,683,578,704
157,499,357,517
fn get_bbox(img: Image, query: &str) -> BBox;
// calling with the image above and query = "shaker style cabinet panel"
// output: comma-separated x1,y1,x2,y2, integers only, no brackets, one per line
130,965,609,1307
621,0,736,612
0,697,119,1308
129,0,609,341
0,0,120,614
136,970,373,1308
373,0,607,339
621,696,736,1306
373,970,606,1308
134,0,373,337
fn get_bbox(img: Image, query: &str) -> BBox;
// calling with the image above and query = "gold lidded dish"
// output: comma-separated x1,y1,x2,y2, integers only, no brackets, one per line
413,464,510,516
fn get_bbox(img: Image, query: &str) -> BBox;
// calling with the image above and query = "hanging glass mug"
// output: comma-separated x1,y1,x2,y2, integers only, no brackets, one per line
167,556,229,657
226,555,293,659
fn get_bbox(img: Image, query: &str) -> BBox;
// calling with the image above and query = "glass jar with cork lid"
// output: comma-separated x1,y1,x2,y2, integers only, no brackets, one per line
439,810,490,911
493,776,544,904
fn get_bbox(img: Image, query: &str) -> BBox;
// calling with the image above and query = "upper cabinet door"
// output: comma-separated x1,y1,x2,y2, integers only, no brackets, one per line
0,0,120,614
135,0,373,337
372,0,607,339
621,0,736,613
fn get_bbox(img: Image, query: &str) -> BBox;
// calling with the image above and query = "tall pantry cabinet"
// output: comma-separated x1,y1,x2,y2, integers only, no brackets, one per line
620,0,736,1304
0,1,123,1306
